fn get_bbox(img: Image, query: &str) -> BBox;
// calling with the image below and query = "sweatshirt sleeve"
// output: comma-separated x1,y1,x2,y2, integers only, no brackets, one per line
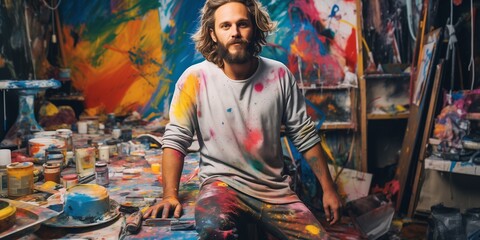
162,70,199,156
282,69,321,153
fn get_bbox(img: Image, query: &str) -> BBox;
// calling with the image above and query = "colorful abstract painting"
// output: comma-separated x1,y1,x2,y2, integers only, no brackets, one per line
58,0,358,119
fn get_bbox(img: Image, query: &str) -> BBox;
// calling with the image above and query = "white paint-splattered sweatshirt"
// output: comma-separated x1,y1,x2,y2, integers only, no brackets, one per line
162,57,320,204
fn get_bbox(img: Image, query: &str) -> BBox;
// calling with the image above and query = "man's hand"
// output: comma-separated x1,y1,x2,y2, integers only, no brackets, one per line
143,197,183,219
322,190,343,225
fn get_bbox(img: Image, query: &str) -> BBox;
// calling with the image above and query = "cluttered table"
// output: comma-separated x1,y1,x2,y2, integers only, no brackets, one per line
0,131,201,240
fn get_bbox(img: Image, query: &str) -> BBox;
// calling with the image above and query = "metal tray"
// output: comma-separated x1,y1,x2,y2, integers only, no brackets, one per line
0,198,60,239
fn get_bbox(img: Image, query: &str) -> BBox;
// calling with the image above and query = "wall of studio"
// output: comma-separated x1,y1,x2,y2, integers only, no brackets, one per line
56,0,359,119
1,0,360,130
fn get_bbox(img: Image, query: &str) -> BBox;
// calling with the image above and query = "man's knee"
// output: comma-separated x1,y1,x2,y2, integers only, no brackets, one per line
196,215,239,240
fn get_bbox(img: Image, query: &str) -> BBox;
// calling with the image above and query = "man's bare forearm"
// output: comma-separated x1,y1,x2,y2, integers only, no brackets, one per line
162,148,185,199
302,142,336,193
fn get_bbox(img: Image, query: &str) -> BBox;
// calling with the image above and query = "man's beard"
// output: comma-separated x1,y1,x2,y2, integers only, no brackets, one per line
217,39,254,64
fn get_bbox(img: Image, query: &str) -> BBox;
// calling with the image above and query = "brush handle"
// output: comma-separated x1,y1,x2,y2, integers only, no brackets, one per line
125,210,143,233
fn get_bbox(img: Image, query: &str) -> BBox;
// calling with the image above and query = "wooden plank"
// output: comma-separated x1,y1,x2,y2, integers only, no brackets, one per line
367,113,409,120
407,60,444,217
359,75,368,172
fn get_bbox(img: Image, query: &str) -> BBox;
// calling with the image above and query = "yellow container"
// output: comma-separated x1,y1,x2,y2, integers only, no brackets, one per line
7,162,34,197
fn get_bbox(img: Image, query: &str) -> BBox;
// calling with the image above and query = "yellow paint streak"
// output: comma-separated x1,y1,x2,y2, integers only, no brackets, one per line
305,225,321,235
171,73,199,120
320,135,334,161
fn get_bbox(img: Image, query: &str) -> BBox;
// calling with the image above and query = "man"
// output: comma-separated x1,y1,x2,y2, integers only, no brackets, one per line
144,0,342,239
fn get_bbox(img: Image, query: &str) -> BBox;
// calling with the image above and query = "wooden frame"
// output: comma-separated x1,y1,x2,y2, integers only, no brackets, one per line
304,86,357,130
412,28,442,106
408,59,445,216
394,27,443,213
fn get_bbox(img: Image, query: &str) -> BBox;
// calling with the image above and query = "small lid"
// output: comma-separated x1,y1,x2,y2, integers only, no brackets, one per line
95,161,107,167
62,173,78,180
43,162,61,168
7,162,33,169
106,139,120,145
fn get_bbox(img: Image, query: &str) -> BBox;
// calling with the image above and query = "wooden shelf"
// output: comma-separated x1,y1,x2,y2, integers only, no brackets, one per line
364,73,411,80
467,113,480,120
299,84,351,90
320,122,355,130
424,156,480,176
367,112,409,120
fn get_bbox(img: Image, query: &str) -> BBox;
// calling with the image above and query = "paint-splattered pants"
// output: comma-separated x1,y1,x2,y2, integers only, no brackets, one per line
195,180,329,240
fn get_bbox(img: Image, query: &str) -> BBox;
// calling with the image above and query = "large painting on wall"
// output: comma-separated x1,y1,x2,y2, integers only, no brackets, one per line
58,0,358,119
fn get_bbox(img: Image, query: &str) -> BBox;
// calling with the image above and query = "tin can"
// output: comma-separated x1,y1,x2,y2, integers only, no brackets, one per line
43,163,61,183
45,148,65,167
95,161,109,186
7,162,34,197
98,146,110,162
56,129,73,151
62,174,78,189
106,139,120,157
0,165,7,195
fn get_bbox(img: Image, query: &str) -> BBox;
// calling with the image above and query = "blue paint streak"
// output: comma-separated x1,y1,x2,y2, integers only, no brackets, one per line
449,161,457,172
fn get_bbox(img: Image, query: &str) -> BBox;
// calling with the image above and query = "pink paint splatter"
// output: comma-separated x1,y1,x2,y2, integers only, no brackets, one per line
210,128,215,138
254,83,264,92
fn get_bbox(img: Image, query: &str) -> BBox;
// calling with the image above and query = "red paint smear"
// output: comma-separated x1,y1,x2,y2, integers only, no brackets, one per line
254,83,264,92
278,67,286,79
83,61,137,113
210,128,215,138
244,129,262,153
292,31,344,82
344,28,357,71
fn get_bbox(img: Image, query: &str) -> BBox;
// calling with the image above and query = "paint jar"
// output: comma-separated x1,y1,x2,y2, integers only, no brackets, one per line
7,162,34,197
0,149,12,166
120,128,132,142
0,165,7,195
106,139,120,157
62,174,78,189
75,147,96,177
95,161,109,187
43,162,61,183
98,145,110,162
45,148,65,167
112,128,122,140
56,129,73,151
65,151,74,167
151,163,161,174
87,121,97,134
77,121,88,134
104,113,116,134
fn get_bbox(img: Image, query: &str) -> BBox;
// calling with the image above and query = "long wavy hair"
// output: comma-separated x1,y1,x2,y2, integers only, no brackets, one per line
192,0,277,68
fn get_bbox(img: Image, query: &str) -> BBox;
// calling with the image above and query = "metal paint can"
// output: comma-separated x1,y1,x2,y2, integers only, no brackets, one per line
7,162,34,197
62,174,78,189
0,165,7,195
95,161,109,186
43,162,61,183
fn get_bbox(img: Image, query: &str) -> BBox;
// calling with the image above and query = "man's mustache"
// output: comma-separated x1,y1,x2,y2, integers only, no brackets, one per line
227,39,249,47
